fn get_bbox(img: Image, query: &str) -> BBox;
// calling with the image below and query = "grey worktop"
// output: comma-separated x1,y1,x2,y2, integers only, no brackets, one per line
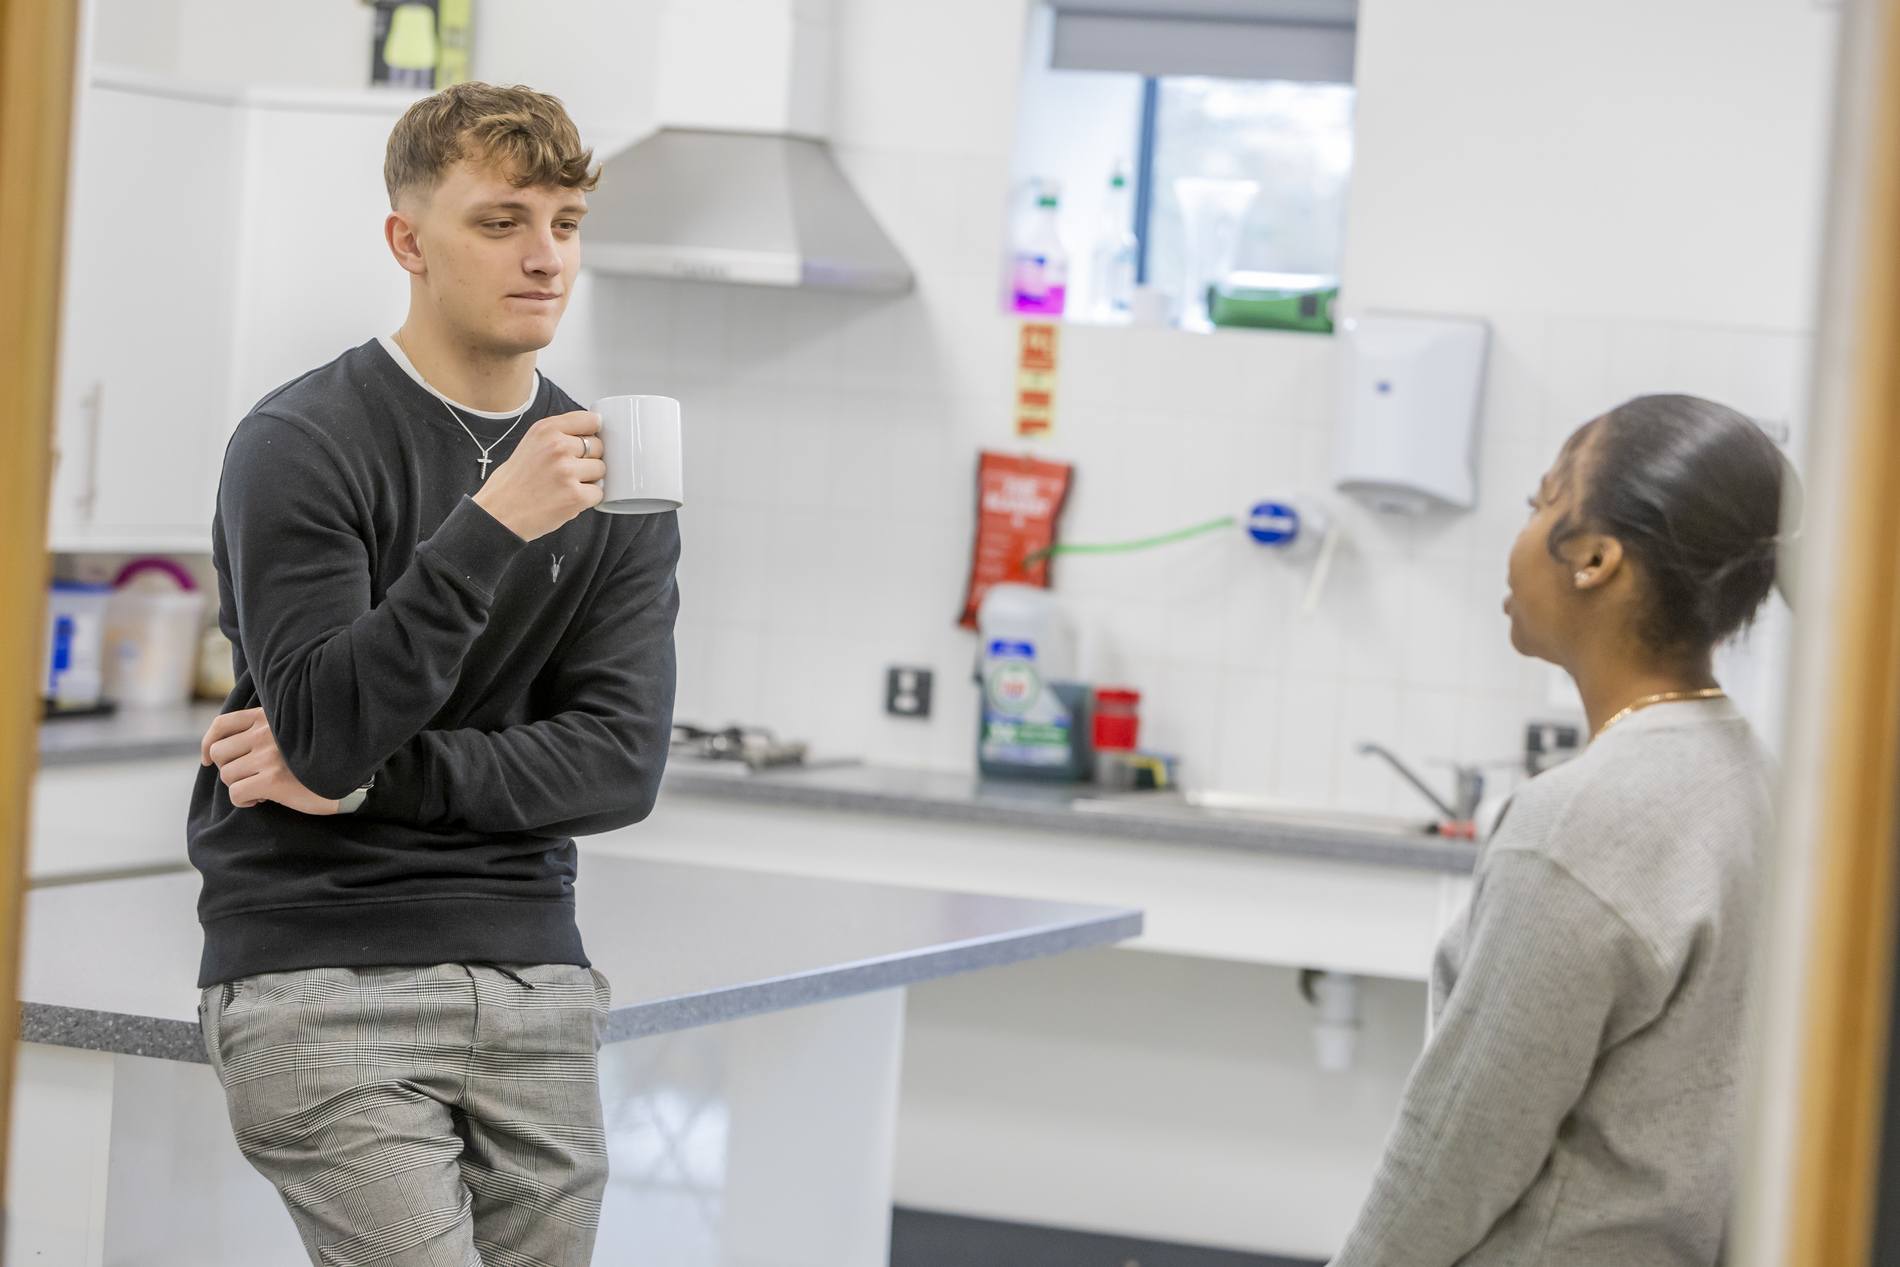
19,856,1141,1063
37,704,1477,874
38,700,224,766
664,760,1478,874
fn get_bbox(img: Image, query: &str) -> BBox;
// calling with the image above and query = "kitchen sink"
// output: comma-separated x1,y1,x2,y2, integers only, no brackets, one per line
1069,790,1433,838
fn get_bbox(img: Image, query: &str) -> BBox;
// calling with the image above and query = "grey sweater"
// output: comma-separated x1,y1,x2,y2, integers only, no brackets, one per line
1333,697,1773,1266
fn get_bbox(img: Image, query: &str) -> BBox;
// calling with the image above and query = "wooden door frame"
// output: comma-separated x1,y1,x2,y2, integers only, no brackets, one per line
0,0,80,1221
0,0,79,1215
1735,0,1900,1263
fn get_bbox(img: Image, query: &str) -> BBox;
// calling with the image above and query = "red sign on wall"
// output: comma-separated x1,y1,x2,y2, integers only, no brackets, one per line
1015,321,1059,438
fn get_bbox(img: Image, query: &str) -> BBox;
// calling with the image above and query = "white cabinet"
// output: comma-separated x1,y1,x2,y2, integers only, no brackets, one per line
49,78,244,552
225,99,409,417
46,72,412,553
28,758,195,881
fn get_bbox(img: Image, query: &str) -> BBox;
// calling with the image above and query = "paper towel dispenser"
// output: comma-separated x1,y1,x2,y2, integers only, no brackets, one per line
1334,313,1490,515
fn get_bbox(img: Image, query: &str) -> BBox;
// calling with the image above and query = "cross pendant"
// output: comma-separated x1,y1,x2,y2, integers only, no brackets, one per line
477,453,493,481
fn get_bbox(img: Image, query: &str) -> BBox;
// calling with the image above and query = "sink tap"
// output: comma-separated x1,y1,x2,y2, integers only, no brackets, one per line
1355,742,1484,822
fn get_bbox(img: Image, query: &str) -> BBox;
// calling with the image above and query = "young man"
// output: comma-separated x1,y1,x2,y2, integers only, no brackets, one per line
187,82,678,1266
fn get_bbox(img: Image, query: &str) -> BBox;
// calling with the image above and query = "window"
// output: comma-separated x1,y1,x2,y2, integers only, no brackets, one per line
1142,76,1353,322
1007,1,1355,332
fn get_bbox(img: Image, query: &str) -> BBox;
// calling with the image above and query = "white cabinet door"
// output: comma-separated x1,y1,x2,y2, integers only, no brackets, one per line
224,101,410,426
29,758,195,881
48,81,244,551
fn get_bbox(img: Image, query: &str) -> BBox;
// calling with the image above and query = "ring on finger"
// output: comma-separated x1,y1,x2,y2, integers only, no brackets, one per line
578,435,592,459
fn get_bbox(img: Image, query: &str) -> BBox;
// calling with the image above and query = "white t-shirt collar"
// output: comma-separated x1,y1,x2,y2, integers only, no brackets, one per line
377,334,539,419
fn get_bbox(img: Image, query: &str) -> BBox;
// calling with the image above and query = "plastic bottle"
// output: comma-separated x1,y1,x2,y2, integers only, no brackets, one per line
977,584,1092,781
1011,182,1069,316
43,580,110,711
1088,165,1137,321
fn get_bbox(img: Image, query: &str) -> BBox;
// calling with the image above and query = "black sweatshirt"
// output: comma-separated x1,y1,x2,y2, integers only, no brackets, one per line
187,339,680,987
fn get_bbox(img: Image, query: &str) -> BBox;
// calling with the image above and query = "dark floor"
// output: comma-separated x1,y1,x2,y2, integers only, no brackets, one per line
890,1207,1326,1267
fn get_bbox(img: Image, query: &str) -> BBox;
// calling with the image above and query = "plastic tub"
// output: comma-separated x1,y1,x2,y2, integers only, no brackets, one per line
103,558,207,709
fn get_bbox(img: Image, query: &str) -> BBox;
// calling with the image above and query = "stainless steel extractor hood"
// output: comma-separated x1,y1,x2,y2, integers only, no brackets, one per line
583,0,913,294
584,129,912,292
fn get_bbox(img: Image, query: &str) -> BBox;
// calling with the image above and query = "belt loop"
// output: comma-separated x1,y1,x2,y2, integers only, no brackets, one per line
222,980,235,1007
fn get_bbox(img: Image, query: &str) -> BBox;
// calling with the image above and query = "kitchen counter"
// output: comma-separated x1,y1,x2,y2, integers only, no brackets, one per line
18,854,1140,1062
38,700,222,766
13,858,1138,1267
37,703,1477,875
666,760,1477,874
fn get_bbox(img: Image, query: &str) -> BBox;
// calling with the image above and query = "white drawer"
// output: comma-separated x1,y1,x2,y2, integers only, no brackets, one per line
30,758,196,881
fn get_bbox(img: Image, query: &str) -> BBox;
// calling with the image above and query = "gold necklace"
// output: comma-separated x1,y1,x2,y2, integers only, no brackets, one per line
1593,687,1727,741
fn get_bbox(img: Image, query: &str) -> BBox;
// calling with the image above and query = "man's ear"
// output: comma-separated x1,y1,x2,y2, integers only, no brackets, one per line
386,209,426,277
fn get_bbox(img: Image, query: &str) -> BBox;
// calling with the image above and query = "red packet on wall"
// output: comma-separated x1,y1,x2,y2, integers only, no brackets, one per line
958,451,1075,629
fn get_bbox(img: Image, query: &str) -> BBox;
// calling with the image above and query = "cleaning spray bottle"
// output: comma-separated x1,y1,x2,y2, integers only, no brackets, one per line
1011,181,1069,316
976,584,1092,781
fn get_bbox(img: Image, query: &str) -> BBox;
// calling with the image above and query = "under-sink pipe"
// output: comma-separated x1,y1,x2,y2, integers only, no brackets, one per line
1299,969,1362,1072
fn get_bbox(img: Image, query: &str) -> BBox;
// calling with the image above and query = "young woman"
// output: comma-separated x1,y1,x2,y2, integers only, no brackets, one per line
1333,394,1787,1266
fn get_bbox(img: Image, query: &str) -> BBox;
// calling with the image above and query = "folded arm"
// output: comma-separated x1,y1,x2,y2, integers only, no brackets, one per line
220,413,526,799
358,510,681,836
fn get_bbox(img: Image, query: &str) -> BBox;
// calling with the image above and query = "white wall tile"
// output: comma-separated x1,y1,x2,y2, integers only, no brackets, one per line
768,390,840,513
1329,546,1406,684
1459,559,1521,696
1540,316,1614,450
1481,313,1549,441
1218,553,1298,673
1212,670,1281,796
1395,687,1466,786
690,624,769,728
1728,331,1810,436
1399,558,1473,692
701,503,775,628
1273,675,1340,805
1457,689,1533,775
1141,664,1222,777
1280,584,1348,685
596,278,677,384
668,282,732,382
1605,320,1680,404
1668,325,1749,405
1335,682,1406,814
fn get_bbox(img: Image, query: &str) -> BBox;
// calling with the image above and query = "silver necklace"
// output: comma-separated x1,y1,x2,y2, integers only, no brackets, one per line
395,333,532,480
434,393,530,481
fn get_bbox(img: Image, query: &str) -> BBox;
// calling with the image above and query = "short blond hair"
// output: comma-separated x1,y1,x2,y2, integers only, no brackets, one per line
384,81,598,205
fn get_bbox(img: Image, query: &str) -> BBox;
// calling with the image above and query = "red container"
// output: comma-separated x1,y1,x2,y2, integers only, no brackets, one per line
1092,688,1141,751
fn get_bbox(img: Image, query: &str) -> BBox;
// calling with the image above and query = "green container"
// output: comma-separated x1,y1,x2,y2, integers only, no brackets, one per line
1207,272,1338,334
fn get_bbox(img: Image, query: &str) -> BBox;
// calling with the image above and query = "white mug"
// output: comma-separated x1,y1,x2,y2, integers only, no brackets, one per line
591,394,684,514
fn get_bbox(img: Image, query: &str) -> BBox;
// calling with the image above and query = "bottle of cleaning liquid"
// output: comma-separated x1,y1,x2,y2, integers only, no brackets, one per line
1011,182,1069,316
977,584,1092,781
1088,165,1137,321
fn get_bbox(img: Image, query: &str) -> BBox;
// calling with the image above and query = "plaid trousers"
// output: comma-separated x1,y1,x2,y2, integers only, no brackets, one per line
198,962,612,1267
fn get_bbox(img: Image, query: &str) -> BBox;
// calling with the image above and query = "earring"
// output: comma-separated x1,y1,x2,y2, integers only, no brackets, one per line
1575,571,1590,586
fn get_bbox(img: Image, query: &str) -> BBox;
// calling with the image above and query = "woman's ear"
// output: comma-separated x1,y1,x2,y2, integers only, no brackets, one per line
1569,534,1625,591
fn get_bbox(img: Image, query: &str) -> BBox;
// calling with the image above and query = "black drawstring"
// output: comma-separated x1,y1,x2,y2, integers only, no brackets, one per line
472,962,535,990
